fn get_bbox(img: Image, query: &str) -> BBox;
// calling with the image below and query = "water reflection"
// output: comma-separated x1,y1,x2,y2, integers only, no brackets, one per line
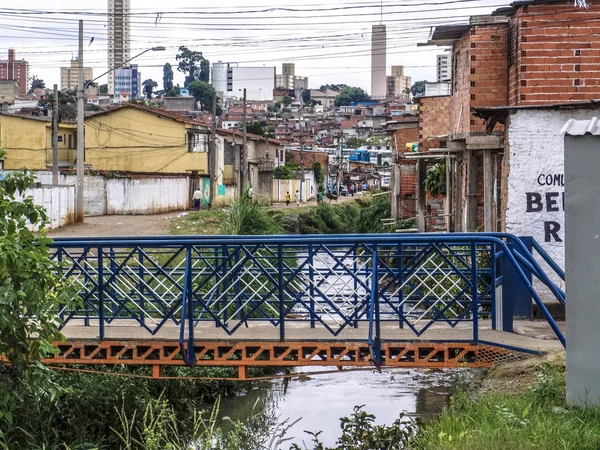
219,366,472,447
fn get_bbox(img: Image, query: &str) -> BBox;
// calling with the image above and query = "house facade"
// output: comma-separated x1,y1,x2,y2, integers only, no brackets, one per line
420,0,600,275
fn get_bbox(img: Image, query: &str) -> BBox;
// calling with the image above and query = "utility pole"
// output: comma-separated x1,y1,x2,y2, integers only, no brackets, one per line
209,90,217,208
75,20,85,222
51,84,59,185
299,103,304,202
240,88,247,198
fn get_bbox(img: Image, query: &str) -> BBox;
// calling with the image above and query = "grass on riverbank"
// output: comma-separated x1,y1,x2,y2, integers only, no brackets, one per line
415,361,600,450
170,210,226,235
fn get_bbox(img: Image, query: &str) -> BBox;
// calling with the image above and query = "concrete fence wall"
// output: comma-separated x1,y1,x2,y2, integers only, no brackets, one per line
273,172,316,203
33,171,190,216
22,184,75,230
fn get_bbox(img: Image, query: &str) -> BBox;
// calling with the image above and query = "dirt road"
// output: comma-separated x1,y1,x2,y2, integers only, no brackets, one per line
48,212,184,238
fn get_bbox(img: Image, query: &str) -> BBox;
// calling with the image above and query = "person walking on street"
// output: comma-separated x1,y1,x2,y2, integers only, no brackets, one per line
192,187,202,211
247,185,254,201
318,190,323,204
295,190,300,206
285,191,291,206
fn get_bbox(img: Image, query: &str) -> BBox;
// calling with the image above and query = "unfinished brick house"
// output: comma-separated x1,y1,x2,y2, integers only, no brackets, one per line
418,0,600,275
421,0,600,237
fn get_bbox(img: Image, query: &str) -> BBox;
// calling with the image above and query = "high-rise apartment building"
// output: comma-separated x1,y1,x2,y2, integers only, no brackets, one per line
371,24,387,100
61,58,94,91
0,49,29,95
386,65,412,100
114,64,141,100
437,54,450,82
108,0,131,97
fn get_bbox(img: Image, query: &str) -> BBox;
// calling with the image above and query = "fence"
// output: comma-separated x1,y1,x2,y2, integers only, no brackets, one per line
50,233,565,366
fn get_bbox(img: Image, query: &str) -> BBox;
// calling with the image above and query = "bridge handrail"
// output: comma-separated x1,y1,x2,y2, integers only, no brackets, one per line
50,233,566,359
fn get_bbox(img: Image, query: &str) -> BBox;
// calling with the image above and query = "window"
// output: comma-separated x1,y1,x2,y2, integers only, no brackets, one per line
187,132,208,153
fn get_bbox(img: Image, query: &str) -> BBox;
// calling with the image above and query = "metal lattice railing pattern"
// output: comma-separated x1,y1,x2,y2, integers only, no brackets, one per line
50,234,565,366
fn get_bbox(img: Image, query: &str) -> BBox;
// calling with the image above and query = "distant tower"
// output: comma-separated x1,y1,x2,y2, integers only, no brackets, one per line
437,54,451,82
371,24,387,100
108,0,131,96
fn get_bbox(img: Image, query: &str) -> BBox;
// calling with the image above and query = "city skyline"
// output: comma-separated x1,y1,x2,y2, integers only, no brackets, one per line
0,0,503,93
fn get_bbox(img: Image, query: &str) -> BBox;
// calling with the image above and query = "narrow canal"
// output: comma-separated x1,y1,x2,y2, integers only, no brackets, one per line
219,366,471,446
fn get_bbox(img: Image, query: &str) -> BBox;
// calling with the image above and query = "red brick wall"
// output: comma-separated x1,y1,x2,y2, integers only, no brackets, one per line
509,1,600,105
287,150,329,173
449,34,472,135
400,160,417,219
391,125,419,160
449,24,508,135
418,96,451,151
469,23,509,131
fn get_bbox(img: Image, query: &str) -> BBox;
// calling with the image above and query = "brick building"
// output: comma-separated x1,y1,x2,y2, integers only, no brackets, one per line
386,116,419,220
418,0,600,277
0,50,29,96
421,0,600,234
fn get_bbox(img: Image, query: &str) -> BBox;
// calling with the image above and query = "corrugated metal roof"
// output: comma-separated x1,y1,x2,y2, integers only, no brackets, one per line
562,117,600,136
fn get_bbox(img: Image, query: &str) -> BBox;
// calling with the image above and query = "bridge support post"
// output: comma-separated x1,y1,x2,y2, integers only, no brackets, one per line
238,365,248,380
97,247,105,340
497,237,533,329
152,365,161,379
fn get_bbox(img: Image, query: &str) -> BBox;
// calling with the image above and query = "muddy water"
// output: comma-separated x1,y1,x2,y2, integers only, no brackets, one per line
219,367,469,447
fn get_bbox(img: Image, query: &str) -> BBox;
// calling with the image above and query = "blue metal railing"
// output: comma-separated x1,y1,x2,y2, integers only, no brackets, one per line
50,233,566,365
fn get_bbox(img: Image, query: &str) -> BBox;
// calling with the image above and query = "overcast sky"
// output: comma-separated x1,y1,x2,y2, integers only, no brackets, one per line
0,0,504,93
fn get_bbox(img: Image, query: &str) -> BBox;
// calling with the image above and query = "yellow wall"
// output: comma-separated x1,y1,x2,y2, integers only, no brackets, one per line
0,115,77,170
85,108,208,174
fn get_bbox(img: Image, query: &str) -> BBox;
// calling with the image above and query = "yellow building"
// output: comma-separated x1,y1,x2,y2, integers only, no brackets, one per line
60,58,94,92
0,113,77,170
85,105,210,174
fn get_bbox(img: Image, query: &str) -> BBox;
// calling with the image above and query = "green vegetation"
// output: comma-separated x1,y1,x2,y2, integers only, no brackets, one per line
333,86,370,107
0,170,78,446
424,161,446,197
221,195,284,235
415,363,600,450
297,194,414,235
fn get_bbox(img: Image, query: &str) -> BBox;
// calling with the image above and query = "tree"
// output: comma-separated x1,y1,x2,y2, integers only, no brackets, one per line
319,84,347,92
163,63,174,92
345,137,368,149
165,85,181,98
142,79,158,99
247,122,265,136
176,46,209,87
40,90,78,121
29,76,45,94
99,84,108,94
0,168,76,426
281,96,293,107
302,89,311,104
187,80,220,113
334,86,370,107
411,80,427,98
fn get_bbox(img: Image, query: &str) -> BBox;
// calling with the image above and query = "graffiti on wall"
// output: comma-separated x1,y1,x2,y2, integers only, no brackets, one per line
525,173,564,243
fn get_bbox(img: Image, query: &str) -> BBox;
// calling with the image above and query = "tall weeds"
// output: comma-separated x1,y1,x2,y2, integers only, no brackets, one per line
221,196,284,235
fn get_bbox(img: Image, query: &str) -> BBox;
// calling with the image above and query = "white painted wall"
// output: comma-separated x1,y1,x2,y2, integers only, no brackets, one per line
106,177,190,214
22,185,75,230
273,171,316,203
505,107,600,289
33,171,189,216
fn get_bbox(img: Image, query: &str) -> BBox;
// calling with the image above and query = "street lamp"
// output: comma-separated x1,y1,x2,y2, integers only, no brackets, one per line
75,28,165,222
84,46,166,89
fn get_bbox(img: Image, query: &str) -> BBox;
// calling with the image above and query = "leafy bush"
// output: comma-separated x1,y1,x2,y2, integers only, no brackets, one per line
424,161,446,197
